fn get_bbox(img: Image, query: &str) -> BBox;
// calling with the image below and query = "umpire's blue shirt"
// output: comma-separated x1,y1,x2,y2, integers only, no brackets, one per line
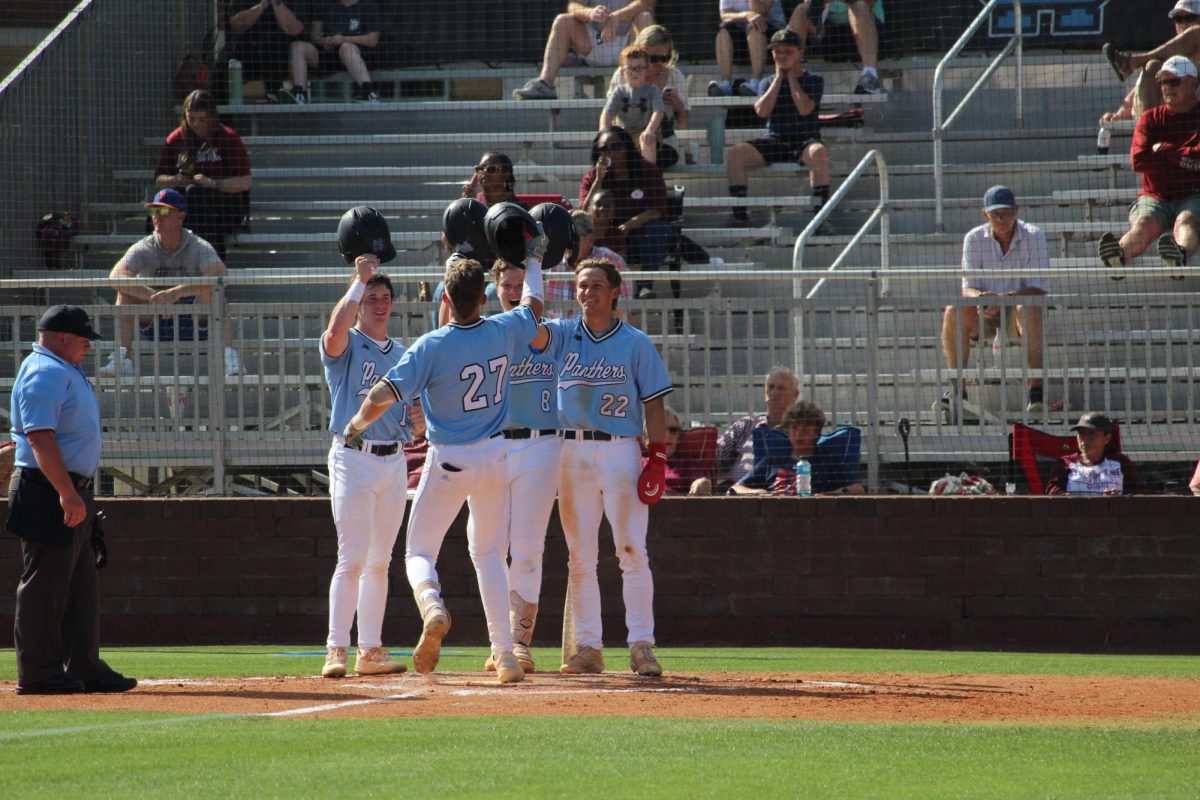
10,343,102,475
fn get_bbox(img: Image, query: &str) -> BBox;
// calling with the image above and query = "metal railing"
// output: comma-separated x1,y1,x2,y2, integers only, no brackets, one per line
932,0,1023,232
3,268,1199,494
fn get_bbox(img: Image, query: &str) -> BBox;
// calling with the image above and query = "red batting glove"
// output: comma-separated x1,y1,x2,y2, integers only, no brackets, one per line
638,442,668,505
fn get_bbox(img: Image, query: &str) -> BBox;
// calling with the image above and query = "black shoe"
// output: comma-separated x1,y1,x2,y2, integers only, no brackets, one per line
81,672,138,693
1097,231,1125,280
16,672,85,695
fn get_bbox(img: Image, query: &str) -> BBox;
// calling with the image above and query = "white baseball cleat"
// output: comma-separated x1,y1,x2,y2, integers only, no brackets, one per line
354,647,408,675
629,641,663,677
412,601,451,675
495,652,525,684
560,645,605,675
322,646,347,678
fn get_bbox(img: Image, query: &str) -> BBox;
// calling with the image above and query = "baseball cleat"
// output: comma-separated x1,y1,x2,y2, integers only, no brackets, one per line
495,652,525,684
559,645,605,674
629,641,663,677
513,642,536,672
1102,43,1134,83
322,646,348,678
412,602,451,675
354,647,408,675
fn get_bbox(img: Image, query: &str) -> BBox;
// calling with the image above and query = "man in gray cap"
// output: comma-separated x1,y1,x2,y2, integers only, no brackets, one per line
7,305,136,695
936,185,1051,421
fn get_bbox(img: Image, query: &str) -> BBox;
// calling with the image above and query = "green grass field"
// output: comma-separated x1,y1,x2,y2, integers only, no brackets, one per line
2,646,1198,799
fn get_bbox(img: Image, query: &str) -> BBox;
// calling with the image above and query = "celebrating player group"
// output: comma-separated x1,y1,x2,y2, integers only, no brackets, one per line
322,199,672,685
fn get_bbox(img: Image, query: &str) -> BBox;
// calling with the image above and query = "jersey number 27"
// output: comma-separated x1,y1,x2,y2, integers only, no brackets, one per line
461,356,510,412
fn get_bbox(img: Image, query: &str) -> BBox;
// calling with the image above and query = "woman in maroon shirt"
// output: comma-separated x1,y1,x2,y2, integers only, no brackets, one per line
154,90,251,259
579,126,671,299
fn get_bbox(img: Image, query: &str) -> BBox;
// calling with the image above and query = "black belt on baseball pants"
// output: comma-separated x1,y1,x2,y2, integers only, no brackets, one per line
560,430,620,441
344,441,399,456
501,428,559,439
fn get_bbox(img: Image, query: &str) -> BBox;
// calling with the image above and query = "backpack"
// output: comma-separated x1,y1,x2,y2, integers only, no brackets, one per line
172,26,227,105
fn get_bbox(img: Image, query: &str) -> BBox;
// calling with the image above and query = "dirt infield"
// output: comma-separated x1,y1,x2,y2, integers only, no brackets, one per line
4,672,1198,724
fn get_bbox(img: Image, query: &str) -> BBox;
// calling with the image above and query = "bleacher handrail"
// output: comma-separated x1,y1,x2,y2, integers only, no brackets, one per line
932,0,1023,232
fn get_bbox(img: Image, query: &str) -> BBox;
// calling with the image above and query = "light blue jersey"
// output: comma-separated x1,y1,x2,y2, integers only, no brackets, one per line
381,305,541,446
505,347,560,430
542,318,672,437
322,327,412,443
11,344,102,475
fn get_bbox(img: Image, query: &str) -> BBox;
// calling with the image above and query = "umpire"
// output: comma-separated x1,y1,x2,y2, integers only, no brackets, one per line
6,305,136,695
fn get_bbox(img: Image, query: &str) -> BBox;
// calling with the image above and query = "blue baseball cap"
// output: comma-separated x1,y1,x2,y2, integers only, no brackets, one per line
145,188,187,214
983,185,1016,212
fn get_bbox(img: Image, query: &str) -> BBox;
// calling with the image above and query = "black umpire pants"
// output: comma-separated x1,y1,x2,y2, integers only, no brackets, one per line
10,470,109,686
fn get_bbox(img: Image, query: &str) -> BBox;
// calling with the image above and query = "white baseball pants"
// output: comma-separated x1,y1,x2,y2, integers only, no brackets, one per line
405,435,514,656
495,433,561,605
326,441,408,650
557,436,655,649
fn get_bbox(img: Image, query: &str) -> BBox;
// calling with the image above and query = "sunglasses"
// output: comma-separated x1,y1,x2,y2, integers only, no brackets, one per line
667,426,683,434
648,54,670,64
1175,14,1198,22
474,164,507,174
1159,77,1184,86
147,206,176,217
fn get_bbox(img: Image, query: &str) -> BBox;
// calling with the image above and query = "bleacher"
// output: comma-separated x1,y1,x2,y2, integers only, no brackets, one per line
3,2,1198,494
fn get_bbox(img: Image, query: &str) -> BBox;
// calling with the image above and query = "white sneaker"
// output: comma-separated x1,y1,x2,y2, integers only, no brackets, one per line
513,78,556,100
495,652,525,684
100,353,133,376
224,348,243,377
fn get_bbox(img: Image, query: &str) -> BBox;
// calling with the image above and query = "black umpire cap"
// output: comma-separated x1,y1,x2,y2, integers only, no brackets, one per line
37,304,102,340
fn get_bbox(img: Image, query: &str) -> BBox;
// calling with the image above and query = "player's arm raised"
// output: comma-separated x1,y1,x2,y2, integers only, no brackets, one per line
323,255,378,359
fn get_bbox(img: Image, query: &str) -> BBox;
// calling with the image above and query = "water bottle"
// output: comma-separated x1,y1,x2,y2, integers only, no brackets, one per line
794,459,813,497
991,328,1003,365
228,59,243,105
1096,126,1110,155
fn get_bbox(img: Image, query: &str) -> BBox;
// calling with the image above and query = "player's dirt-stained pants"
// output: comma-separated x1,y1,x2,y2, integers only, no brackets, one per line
326,441,409,650
492,433,561,607
557,436,655,650
406,435,514,657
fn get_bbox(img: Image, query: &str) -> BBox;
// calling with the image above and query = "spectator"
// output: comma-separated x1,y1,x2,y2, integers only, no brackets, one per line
404,401,428,490
724,29,830,228
580,126,670,299
8,305,137,695
1098,56,1200,274
1046,412,1145,495
731,399,864,494
1101,1,1200,125
711,365,800,488
102,190,243,378
460,151,521,207
935,185,1051,421
611,24,690,168
286,0,384,104
788,0,884,95
513,0,656,101
707,0,786,98
588,188,627,256
600,46,665,165
546,209,632,314
153,90,251,260
227,0,307,103
641,406,711,495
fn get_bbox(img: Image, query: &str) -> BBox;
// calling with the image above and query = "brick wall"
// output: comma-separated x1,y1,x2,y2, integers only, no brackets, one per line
1,497,1197,652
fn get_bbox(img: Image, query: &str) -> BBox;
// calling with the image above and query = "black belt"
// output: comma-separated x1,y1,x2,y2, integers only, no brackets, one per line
345,441,399,457
502,427,559,439
70,473,93,492
560,430,620,441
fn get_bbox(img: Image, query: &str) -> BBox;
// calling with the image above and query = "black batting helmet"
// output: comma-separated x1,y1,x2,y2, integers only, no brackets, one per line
337,206,397,264
529,203,578,268
442,198,491,257
483,202,540,266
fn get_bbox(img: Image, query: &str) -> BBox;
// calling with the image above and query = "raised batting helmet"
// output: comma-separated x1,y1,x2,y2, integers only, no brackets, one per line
529,203,578,268
337,206,397,264
442,198,491,257
483,202,540,267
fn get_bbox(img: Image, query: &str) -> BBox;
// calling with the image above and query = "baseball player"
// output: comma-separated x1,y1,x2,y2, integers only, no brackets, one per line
479,258,563,674
320,207,413,679
541,257,672,677
343,203,552,685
